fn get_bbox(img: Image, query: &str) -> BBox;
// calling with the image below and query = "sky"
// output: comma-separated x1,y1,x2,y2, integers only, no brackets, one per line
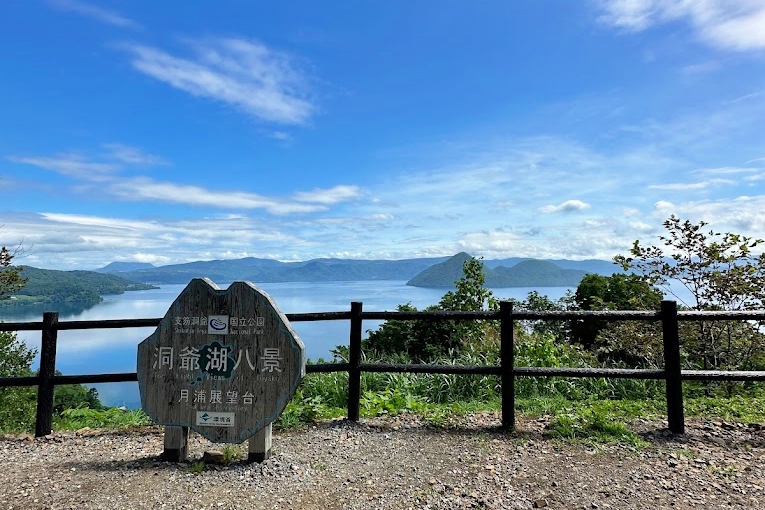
1,0,765,270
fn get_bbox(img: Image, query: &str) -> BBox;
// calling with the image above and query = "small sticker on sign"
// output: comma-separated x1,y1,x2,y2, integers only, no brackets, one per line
196,411,235,427
207,315,229,335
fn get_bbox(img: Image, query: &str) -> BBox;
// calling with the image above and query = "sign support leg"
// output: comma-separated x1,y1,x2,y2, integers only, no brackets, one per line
163,426,189,462
248,423,272,463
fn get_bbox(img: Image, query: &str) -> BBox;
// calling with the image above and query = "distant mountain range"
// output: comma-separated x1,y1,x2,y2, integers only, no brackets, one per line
406,252,602,288
0,254,624,314
96,253,623,287
100,257,450,284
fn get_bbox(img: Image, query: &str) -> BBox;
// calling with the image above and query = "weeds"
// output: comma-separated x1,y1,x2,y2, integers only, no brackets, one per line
53,407,151,430
545,407,648,447
221,445,241,463
189,461,205,474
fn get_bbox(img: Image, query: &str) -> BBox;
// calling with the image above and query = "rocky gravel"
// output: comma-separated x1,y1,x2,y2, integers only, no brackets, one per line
1,415,764,509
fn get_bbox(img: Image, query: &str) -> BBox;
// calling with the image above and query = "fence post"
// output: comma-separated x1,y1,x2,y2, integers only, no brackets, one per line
661,300,684,434
35,311,59,437
500,301,514,430
347,301,363,421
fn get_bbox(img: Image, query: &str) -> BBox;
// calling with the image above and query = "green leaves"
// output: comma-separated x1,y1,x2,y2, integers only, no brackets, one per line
0,246,27,300
615,215,765,374
365,257,497,361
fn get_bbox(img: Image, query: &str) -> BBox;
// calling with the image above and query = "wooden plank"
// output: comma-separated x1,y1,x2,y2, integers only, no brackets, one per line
513,367,665,379
0,376,40,387
347,302,362,422
248,423,272,463
35,312,58,437
500,301,514,429
682,370,765,381
162,426,189,462
360,363,501,375
0,321,44,332
662,300,685,434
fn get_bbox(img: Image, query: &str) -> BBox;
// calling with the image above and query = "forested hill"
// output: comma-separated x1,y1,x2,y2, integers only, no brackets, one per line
407,253,597,288
0,266,157,307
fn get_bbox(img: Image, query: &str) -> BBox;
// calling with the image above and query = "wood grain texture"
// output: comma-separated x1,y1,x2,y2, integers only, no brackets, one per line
137,278,305,443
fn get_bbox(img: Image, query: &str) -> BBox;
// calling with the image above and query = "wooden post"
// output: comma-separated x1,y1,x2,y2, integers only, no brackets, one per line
248,423,272,463
662,300,685,434
347,301,363,421
163,426,189,462
35,311,58,437
500,301,514,430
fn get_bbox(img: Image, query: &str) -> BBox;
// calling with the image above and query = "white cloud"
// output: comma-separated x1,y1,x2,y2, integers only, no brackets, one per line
649,178,735,190
695,166,759,175
269,131,292,141
9,148,359,215
7,155,119,180
49,0,139,29
681,61,722,75
596,0,765,51
120,252,171,264
538,200,591,213
102,144,170,166
121,39,315,125
293,185,361,204
107,177,328,215
650,196,765,248
12,211,304,268
726,91,764,104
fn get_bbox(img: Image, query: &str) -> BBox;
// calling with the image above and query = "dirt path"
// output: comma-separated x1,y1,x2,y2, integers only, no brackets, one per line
1,415,764,509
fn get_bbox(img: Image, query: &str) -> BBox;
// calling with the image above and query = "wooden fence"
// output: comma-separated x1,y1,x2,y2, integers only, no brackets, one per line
2,300,765,438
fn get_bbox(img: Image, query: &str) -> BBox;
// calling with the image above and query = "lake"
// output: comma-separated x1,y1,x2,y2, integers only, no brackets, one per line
1,281,573,407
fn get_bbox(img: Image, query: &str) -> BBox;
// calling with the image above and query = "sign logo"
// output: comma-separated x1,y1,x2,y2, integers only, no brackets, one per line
208,315,229,335
196,411,235,427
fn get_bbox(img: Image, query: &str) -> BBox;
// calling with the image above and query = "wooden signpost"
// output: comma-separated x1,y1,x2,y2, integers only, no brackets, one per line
137,278,305,462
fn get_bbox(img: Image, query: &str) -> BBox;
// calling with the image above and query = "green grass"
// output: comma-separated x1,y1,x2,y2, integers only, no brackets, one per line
189,461,206,474
221,444,242,463
53,407,152,430
685,395,765,423
545,407,648,447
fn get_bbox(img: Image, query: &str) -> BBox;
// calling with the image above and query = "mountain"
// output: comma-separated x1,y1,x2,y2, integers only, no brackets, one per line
491,260,589,287
95,262,155,273
90,253,622,287
405,252,474,288
115,256,451,284
406,254,592,288
484,257,621,275
1,266,157,307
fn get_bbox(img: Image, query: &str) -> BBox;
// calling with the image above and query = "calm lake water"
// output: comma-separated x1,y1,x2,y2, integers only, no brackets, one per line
1,281,573,407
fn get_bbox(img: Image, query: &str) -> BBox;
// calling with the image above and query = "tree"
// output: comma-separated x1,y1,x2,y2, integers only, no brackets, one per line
0,244,103,432
53,372,103,414
0,245,27,300
614,215,765,372
0,244,37,431
365,257,497,361
508,290,572,344
570,273,663,365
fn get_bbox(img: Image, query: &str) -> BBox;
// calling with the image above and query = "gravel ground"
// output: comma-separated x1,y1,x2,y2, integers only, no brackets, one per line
1,414,764,509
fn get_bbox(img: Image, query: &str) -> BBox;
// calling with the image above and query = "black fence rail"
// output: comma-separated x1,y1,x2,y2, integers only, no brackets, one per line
2,300,765,438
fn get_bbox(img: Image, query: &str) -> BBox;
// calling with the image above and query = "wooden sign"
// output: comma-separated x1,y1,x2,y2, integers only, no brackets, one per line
137,278,305,446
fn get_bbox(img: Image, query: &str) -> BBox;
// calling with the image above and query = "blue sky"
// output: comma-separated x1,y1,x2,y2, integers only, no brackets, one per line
1,0,764,270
